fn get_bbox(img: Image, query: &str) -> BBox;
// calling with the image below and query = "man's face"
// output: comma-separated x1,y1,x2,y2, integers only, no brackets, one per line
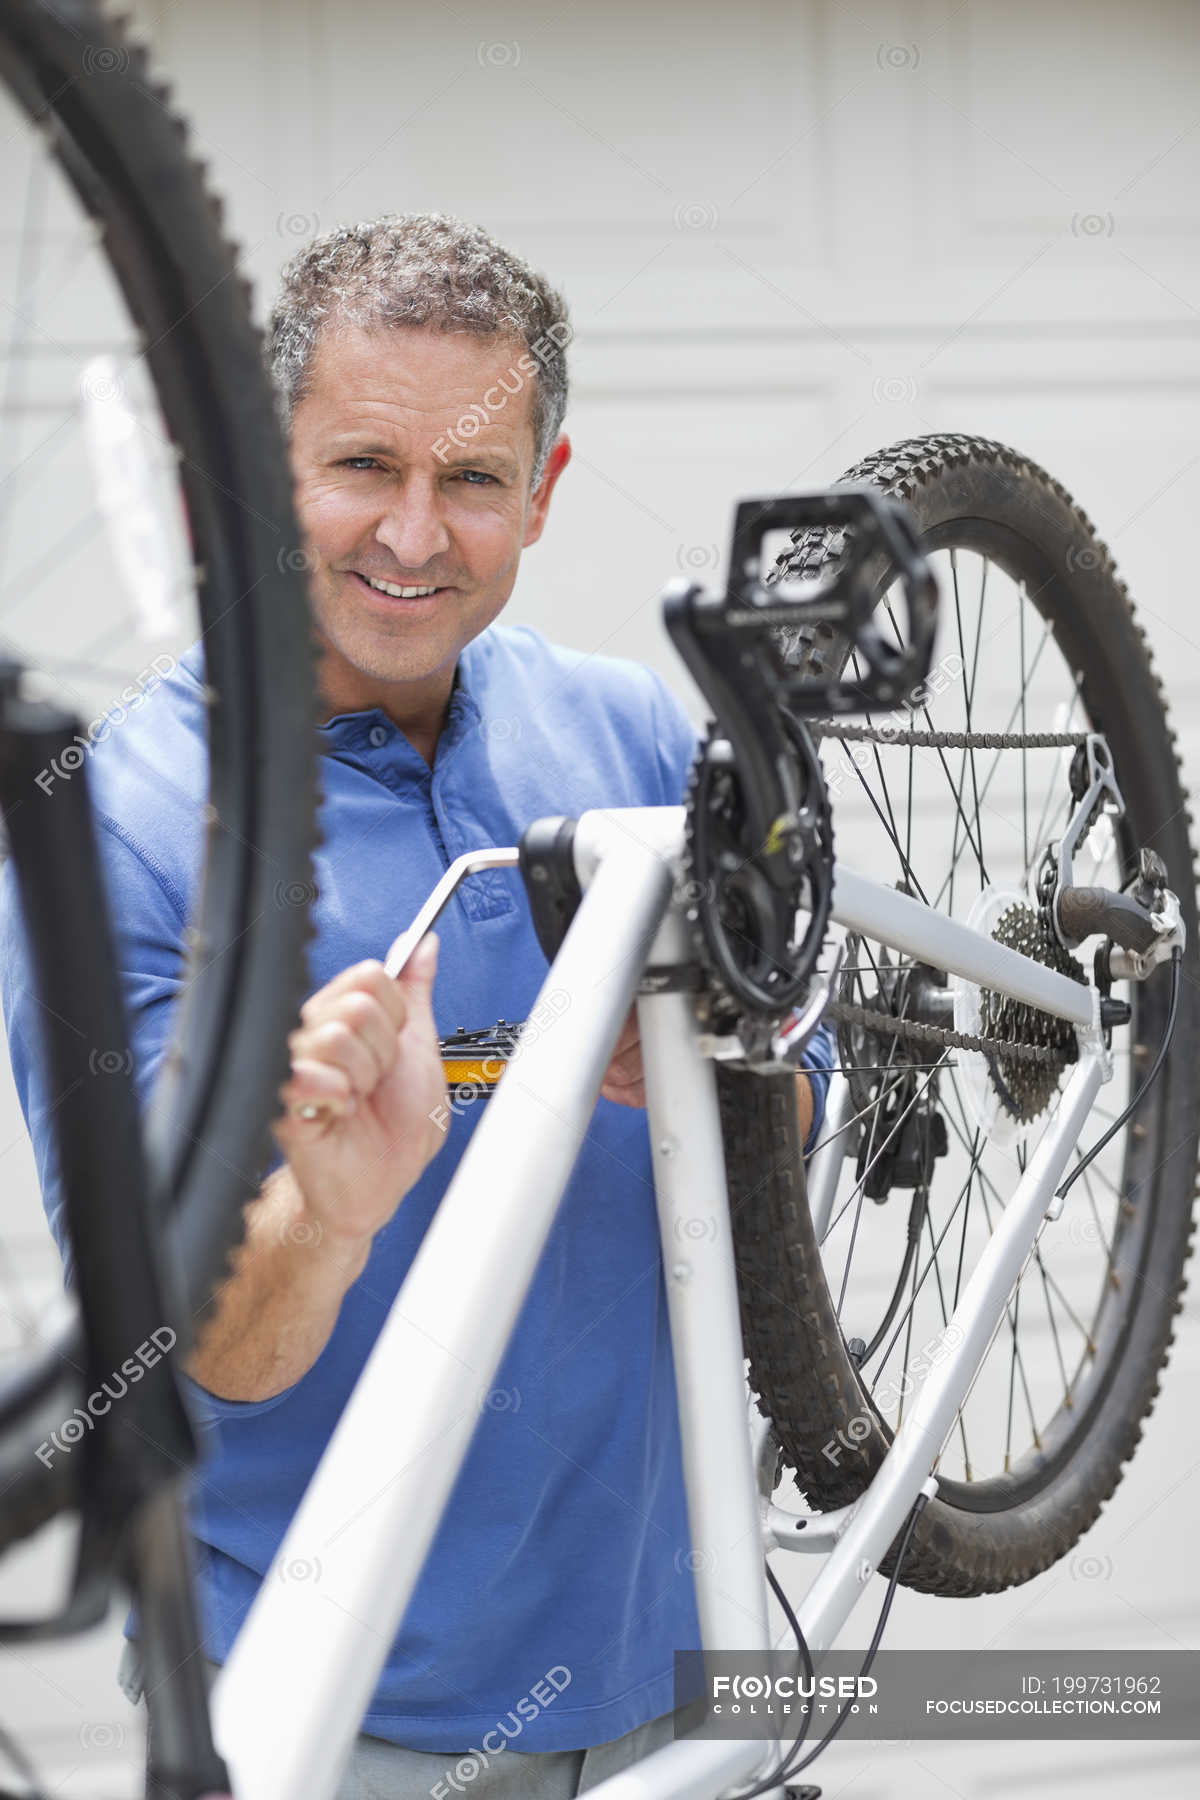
289,321,569,706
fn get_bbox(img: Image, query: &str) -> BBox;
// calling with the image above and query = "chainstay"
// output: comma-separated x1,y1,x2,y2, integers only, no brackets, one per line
824,996,1069,1064
809,721,1090,750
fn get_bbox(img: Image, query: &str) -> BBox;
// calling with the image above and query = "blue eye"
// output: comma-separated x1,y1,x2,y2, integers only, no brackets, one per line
342,456,380,470
458,470,497,485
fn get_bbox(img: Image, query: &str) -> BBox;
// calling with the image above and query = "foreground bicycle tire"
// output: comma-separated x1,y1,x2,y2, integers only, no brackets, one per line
0,0,318,1546
722,435,1200,1594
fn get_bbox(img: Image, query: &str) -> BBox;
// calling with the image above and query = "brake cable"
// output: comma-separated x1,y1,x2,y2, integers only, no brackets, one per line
733,1491,931,1798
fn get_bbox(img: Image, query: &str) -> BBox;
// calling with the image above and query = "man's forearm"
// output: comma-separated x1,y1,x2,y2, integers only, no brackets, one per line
188,1070,815,1404
184,1163,372,1403
796,1070,815,1149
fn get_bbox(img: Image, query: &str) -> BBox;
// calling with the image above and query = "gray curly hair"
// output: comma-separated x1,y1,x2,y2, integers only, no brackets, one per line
268,212,571,491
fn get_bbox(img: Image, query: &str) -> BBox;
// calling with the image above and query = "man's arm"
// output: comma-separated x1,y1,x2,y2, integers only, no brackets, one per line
186,944,448,1403
790,1018,839,1152
0,820,449,1407
796,1068,815,1147
184,1162,368,1401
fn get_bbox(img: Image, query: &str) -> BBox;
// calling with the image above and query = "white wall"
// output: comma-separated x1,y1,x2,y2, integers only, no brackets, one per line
124,0,1200,779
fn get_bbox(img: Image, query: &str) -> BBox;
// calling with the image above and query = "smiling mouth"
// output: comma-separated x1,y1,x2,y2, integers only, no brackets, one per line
349,571,453,602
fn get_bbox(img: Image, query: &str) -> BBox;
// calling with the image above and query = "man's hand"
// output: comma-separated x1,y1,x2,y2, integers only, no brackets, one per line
599,1003,647,1107
600,1001,816,1142
273,934,449,1254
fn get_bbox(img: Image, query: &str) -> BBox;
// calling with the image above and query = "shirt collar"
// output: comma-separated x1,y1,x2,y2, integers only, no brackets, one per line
315,649,481,755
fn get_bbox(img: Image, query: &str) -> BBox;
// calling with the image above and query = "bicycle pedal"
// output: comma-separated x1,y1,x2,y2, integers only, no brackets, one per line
439,1019,524,1090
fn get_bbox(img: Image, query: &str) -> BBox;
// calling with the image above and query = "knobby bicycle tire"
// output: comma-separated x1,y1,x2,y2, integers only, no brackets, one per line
0,0,319,1546
720,434,1200,1594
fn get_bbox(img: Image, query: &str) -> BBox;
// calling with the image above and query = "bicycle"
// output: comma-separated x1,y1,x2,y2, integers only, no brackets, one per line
203,450,1194,1800
0,10,1195,1800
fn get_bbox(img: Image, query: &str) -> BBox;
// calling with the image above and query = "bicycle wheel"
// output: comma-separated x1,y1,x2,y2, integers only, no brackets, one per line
0,0,317,1544
723,434,1200,1594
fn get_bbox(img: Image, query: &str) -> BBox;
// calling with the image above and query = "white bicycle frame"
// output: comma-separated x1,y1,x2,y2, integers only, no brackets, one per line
210,806,1108,1800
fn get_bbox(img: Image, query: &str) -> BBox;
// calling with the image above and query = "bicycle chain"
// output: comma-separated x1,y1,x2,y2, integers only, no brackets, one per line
809,721,1090,751
822,996,1063,1065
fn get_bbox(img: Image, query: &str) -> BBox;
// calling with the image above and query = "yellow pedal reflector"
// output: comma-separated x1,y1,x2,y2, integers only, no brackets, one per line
442,1056,507,1087
439,1020,523,1093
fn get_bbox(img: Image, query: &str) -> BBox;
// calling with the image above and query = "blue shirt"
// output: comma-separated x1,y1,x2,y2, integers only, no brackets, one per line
0,621,834,1753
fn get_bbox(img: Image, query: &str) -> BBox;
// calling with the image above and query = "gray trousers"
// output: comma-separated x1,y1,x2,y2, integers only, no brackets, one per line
117,1637,699,1799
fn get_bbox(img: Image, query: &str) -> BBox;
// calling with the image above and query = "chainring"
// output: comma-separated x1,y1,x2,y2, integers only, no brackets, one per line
682,715,834,1043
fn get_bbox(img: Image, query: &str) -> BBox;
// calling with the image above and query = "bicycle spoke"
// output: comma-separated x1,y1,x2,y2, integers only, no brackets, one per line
824,1061,943,1248
866,1130,987,1392
1019,581,1030,872
832,1024,903,1318
947,1079,983,1316
843,642,928,903
0,148,48,588
935,1075,1088,1461
922,1192,973,1475
1037,1259,1097,1353
965,1167,1042,1453
929,611,1059,914
949,550,988,913
1035,1243,1074,1402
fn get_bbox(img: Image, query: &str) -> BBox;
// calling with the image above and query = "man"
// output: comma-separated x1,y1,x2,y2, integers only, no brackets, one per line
1,213,834,1799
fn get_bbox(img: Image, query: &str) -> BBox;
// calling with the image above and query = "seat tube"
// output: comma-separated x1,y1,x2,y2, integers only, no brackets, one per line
637,966,774,1664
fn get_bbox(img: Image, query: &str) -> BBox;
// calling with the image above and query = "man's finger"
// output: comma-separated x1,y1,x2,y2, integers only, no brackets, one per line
289,1018,383,1097
605,1044,643,1081
600,1075,646,1109
394,932,439,1037
290,988,400,1089
278,1058,358,1120
299,958,410,1035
